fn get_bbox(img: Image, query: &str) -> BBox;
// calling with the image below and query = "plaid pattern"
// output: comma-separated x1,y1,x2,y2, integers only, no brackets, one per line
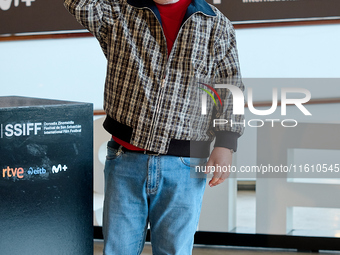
64,0,244,154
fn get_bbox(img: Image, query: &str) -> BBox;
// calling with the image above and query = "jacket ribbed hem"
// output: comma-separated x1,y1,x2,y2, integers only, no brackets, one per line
103,115,212,157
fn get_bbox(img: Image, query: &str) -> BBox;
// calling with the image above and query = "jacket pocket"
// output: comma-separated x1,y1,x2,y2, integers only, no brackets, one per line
180,157,208,167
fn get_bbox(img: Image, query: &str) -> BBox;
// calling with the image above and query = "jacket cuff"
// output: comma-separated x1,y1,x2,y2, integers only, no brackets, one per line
214,131,240,152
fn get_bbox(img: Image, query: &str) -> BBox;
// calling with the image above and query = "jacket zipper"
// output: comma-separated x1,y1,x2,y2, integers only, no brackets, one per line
146,77,166,152
131,6,214,152
141,7,168,152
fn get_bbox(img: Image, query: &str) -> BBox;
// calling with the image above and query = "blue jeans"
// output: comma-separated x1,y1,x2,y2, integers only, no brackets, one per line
102,140,207,255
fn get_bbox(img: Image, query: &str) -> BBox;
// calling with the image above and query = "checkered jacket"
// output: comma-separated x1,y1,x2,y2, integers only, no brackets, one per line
64,0,244,154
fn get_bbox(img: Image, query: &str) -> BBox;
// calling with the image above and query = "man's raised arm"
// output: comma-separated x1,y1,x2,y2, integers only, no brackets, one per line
64,0,121,43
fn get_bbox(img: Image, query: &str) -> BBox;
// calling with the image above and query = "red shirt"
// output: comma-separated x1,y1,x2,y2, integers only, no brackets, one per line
156,0,192,56
112,0,191,150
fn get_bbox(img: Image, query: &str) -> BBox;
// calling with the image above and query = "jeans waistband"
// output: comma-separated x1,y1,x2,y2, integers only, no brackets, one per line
108,139,211,158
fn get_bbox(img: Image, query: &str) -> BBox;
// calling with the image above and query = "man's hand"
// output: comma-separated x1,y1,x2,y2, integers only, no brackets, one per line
206,147,233,187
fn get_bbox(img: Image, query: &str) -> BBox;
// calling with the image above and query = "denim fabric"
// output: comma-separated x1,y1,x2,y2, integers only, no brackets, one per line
102,140,207,255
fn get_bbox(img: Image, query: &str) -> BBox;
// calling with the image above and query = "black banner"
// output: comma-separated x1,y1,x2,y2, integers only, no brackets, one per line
0,0,340,36
207,0,340,24
0,0,83,35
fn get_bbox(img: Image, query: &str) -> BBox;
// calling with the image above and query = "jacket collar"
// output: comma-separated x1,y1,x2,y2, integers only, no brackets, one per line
126,0,216,24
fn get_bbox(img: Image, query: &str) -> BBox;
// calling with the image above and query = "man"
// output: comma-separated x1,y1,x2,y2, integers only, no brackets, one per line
64,0,244,254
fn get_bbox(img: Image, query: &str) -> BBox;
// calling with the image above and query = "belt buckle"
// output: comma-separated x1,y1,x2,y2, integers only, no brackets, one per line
144,150,160,156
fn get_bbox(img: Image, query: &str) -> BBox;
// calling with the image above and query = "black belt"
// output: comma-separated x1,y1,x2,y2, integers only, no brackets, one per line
108,139,211,158
104,116,211,157
108,139,161,155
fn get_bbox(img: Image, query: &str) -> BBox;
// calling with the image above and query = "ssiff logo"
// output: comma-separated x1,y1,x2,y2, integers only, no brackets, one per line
0,122,42,138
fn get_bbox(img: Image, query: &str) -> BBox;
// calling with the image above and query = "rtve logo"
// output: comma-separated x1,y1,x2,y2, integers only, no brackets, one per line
0,122,42,138
2,166,24,179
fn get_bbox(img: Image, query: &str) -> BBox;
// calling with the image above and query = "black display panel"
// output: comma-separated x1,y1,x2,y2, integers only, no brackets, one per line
0,96,93,255
1,0,340,36
0,0,84,35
